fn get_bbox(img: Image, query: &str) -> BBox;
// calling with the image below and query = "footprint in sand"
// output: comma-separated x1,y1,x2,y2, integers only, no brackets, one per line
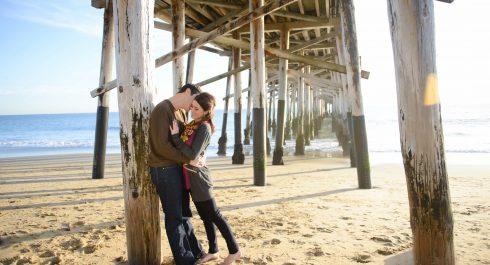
272,238,282,245
316,227,333,233
60,237,85,251
83,243,99,254
377,247,395,256
370,236,392,243
351,253,372,263
306,246,325,257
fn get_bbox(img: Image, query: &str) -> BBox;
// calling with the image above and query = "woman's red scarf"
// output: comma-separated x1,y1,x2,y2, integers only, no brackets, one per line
180,120,208,190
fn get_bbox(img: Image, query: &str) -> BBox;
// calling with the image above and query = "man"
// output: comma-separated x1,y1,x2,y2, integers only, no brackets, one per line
149,83,204,265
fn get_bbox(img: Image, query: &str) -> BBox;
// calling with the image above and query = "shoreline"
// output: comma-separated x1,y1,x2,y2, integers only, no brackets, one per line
1,153,489,264
2,150,490,166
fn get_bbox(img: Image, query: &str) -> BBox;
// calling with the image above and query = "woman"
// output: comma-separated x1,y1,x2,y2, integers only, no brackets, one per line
170,92,241,265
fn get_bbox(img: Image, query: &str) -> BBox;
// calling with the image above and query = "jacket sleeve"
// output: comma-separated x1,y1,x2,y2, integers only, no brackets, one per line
150,106,190,164
171,123,212,160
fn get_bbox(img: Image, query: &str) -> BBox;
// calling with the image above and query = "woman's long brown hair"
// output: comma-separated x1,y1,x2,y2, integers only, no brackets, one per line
194,92,216,133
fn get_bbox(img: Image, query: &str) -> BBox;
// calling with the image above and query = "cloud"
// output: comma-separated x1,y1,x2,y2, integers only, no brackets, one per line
0,0,102,37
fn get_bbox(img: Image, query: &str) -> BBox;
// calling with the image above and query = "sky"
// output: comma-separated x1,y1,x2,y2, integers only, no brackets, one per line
0,0,489,115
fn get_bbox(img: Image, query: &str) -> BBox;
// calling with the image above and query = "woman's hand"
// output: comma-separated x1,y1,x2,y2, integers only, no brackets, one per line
169,119,179,135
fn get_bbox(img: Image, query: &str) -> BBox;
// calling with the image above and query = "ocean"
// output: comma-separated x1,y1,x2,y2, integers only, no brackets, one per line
1,105,489,165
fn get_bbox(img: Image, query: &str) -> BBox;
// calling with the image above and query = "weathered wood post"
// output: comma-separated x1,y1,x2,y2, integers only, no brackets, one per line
387,1,455,264
186,40,196,83
244,70,252,145
341,0,371,188
273,27,289,165
92,0,114,180
232,31,245,164
250,0,267,186
267,89,273,132
337,21,356,167
217,58,233,155
312,89,318,136
295,70,305,155
291,85,298,136
285,83,292,140
112,0,160,264
335,34,354,162
271,90,277,138
304,66,311,146
171,0,185,93
266,84,272,156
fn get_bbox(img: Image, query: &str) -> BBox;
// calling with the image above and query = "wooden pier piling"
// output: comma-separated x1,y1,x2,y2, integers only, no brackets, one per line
232,32,245,164
92,1,114,180
250,0,267,186
341,0,371,189
388,0,455,263
112,0,160,263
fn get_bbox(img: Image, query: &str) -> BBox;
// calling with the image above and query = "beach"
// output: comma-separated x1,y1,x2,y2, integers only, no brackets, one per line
0,153,489,265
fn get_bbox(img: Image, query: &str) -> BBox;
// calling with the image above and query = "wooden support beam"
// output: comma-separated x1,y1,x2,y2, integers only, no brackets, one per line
303,65,311,146
91,0,106,9
91,21,365,98
287,68,341,88
244,70,252,145
217,58,233,155
198,45,231,56
273,27,289,165
235,19,338,33
171,0,185,93
387,1,455,264
294,59,305,155
112,0,160,263
251,0,267,186
155,0,298,68
273,10,331,22
232,32,245,164
187,0,243,9
92,0,114,180
341,0,371,188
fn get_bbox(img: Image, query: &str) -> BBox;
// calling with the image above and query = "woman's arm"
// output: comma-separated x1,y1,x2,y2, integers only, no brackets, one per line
171,123,212,160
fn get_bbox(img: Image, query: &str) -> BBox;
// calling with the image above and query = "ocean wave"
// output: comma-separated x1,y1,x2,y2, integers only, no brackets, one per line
0,140,120,148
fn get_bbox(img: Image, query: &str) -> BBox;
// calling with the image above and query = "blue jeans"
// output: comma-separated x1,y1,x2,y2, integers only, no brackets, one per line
150,165,203,265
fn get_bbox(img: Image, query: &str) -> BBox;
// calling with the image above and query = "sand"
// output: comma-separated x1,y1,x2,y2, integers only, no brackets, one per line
0,153,489,265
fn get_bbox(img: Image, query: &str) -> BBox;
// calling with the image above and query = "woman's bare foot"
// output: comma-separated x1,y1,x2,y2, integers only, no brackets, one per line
219,250,241,265
199,252,219,264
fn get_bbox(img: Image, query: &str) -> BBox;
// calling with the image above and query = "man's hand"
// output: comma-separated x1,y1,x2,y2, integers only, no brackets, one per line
189,154,206,168
169,119,179,135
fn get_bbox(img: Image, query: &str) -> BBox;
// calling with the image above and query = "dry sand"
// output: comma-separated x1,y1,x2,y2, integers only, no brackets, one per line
0,153,489,264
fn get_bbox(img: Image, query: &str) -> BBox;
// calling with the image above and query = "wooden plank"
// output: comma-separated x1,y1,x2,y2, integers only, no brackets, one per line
387,1,455,264
187,0,242,9
112,0,160,263
155,0,298,68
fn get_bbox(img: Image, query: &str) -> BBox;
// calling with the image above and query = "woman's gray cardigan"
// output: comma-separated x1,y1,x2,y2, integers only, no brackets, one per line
171,122,214,202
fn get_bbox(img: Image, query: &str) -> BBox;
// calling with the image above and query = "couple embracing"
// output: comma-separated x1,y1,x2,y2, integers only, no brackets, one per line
148,84,241,265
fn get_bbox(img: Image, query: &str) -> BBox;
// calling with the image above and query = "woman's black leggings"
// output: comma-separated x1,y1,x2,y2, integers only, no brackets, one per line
194,198,239,254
